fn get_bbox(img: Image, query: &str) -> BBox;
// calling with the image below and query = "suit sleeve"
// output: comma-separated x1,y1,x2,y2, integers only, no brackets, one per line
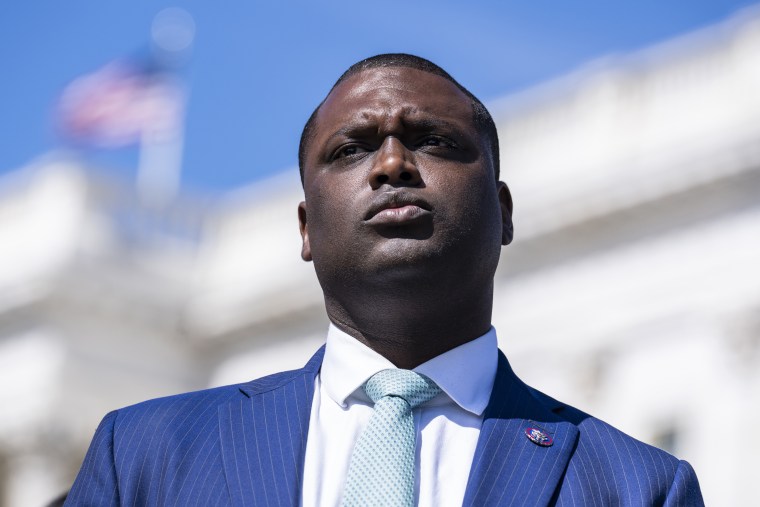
663,460,704,507
65,411,121,507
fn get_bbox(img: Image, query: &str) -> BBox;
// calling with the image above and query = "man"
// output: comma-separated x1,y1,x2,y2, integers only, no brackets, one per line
66,54,703,506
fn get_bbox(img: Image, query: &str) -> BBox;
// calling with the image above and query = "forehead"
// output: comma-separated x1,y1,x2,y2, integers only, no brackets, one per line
312,67,475,138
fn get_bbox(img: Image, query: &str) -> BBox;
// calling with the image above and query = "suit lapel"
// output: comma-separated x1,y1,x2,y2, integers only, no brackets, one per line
219,346,324,507
463,352,579,507
218,345,578,506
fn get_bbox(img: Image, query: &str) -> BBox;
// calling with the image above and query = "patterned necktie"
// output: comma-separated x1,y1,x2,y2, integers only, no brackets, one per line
341,369,442,507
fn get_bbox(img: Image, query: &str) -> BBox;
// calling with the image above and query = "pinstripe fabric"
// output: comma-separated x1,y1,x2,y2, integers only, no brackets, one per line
462,353,580,507
519,377,704,506
461,352,703,506
66,346,703,506
66,349,322,507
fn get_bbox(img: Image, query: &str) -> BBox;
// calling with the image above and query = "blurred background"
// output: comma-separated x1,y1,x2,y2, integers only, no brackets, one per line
2,1,760,505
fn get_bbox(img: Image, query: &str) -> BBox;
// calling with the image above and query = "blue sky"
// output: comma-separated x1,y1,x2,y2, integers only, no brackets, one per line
2,1,757,192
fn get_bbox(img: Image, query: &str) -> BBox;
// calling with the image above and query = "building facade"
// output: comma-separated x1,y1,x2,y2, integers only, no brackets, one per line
1,9,759,506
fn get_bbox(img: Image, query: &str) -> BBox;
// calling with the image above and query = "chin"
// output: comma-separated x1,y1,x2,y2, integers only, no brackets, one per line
373,237,444,259
361,241,448,279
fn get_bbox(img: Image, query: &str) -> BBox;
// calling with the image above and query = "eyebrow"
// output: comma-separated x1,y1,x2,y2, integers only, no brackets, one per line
323,116,468,146
324,124,372,146
404,117,465,134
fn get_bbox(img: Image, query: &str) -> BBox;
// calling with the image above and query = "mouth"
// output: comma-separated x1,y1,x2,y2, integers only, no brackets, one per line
364,192,433,226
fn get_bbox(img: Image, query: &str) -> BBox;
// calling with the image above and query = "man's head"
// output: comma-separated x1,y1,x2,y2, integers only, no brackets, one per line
297,54,513,332
299,54,501,184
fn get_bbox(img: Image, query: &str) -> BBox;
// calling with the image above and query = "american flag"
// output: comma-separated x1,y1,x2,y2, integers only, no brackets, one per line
57,60,184,148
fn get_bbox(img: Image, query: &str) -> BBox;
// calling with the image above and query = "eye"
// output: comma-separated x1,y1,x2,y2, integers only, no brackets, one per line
418,136,456,149
331,144,370,160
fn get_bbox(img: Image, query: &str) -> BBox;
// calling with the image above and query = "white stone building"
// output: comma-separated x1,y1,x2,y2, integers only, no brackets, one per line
1,8,759,506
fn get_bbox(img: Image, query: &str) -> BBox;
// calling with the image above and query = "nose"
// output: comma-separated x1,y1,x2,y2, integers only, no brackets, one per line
368,137,422,189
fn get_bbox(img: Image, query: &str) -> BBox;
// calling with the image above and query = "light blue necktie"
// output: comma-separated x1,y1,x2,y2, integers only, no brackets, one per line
342,369,442,507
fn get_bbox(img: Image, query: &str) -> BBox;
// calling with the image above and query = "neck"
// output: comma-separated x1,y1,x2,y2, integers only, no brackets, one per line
323,282,494,369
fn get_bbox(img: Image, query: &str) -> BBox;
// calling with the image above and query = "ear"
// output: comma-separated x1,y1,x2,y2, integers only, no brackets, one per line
298,201,312,261
497,181,514,245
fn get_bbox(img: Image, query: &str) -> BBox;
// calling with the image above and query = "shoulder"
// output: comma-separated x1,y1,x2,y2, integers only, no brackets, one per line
493,351,681,472
90,365,315,475
529,386,679,469
112,361,318,432
113,346,324,428
68,349,325,505
110,383,240,434
527,387,703,505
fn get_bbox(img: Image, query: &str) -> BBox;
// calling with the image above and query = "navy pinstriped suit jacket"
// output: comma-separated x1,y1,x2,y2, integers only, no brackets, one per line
66,347,704,506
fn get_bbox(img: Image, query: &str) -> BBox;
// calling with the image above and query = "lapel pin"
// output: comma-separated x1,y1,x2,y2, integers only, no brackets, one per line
525,426,554,447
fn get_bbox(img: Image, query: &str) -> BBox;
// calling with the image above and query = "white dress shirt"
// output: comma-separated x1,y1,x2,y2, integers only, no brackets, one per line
301,324,498,507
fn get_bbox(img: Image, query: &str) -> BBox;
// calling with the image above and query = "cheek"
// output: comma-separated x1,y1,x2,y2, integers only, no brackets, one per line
438,177,502,236
435,170,494,210
304,189,358,252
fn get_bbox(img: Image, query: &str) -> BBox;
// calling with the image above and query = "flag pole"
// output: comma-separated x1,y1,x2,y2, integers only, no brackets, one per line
137,8,195,207
136,102,185,206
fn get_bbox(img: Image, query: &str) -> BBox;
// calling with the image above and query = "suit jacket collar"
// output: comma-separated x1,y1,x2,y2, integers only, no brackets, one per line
219,346,324,507
218,347,577,507
462,351,579,506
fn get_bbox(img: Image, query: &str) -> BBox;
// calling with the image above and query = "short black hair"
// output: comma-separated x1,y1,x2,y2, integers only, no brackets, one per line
298,53,500,184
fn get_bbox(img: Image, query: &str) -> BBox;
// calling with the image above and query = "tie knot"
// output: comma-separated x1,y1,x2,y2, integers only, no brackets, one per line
363,369,441,408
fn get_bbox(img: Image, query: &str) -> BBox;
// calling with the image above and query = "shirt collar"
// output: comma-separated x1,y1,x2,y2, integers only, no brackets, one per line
320,324,498,416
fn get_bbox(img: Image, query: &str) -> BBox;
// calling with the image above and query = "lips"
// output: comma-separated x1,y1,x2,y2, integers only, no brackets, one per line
364,192,432,226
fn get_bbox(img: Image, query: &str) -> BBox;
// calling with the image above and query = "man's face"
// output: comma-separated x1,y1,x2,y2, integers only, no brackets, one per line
299,66,512,289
